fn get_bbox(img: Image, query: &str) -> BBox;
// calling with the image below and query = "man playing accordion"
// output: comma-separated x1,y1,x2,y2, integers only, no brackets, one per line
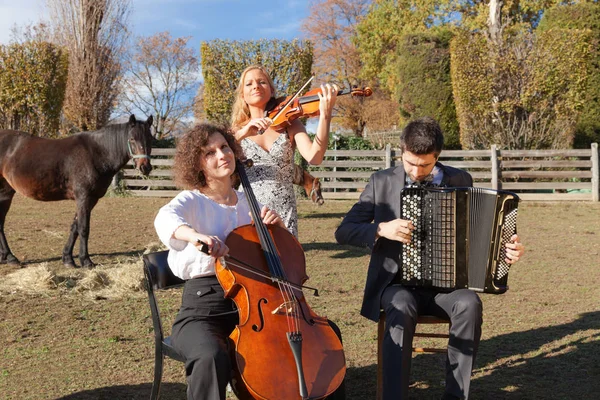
335,117,525,400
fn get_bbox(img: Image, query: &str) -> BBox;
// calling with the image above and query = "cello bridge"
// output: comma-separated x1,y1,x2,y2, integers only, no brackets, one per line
271,301,296,315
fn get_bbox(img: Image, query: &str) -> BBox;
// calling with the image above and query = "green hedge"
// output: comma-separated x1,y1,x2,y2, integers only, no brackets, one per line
451,29,592,149
538,3,600,149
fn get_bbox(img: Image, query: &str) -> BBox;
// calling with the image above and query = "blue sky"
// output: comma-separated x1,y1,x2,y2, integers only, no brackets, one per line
0,0,310,47
0,0,315,128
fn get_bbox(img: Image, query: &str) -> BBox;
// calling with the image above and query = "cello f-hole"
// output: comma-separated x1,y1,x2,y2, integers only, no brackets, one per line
252,298,268,332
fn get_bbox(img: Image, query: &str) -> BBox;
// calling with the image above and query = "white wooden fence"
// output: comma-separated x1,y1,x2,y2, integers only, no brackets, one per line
121,143,599,202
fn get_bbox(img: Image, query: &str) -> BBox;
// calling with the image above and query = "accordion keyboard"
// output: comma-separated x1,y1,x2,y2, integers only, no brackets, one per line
399,186,519,294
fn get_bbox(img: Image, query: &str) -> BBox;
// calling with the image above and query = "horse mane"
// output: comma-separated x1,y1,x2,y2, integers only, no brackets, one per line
81,122,130,159
292,163,304,186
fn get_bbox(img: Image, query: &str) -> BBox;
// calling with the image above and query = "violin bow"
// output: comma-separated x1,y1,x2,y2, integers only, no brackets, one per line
260,75,315,133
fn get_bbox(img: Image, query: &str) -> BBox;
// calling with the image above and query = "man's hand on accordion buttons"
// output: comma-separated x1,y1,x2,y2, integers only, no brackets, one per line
376,219,415,244
505,234,525,264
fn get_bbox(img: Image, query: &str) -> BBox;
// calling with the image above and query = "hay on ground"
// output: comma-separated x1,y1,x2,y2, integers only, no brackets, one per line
0,260,146,299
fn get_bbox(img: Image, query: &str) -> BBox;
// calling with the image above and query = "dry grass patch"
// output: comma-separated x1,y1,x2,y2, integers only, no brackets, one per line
0,241,167,300
0,261,146,299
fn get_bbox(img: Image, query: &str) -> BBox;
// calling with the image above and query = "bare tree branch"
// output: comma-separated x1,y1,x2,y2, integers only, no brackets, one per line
47,0,131,132
119,32,199,139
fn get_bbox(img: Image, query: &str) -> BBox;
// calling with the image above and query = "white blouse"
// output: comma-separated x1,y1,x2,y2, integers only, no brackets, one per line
154,189,254,280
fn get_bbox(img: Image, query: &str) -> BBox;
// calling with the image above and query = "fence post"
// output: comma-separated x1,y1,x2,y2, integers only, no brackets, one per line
333,140,338,193
385,143,392,169
491,144,499,190
592,143,599,202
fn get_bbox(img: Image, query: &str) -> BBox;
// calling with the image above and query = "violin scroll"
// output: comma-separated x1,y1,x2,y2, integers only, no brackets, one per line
350,86,373,98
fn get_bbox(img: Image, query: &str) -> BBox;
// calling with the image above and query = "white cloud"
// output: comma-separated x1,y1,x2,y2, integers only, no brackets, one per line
173,18,199,31
0,1,48,44
259,20,302,36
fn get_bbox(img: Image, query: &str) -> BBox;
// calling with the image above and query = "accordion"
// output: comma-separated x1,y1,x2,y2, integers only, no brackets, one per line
398,186,519,294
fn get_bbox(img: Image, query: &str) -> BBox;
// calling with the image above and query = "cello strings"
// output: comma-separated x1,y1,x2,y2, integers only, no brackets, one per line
245,189,298,331
221,258,298,333
255,210,300,333
238,161,300,334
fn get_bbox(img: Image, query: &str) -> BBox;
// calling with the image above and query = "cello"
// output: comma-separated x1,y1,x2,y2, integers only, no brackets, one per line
212,159,346,399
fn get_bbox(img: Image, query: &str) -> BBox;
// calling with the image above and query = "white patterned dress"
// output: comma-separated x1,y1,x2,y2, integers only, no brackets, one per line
240,133,298,237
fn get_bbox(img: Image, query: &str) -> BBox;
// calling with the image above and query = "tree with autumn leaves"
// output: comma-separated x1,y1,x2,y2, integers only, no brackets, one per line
302,0,400,137
47,0,131,133
1,0,596,150
120,32,199,139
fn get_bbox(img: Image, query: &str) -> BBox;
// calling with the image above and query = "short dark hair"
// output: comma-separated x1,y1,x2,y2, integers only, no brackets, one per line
173,123,242,189
400,117,444,156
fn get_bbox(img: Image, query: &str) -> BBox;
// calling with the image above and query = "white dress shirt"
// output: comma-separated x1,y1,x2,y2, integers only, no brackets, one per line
154,189,255,280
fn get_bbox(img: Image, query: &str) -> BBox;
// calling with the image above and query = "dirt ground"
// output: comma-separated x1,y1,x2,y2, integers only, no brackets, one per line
1,194,599,399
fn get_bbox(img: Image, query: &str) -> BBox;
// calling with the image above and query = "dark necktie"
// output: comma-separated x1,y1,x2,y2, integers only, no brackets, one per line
406,174,435,188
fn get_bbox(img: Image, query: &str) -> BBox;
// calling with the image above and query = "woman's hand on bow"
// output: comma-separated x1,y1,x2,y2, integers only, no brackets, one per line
236,117,273,140
194,233,229,258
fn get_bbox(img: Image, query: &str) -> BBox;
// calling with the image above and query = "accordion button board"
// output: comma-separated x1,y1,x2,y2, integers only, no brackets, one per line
399,186,519,294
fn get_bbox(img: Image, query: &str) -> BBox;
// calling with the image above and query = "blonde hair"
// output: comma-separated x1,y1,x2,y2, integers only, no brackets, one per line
230,65,276,129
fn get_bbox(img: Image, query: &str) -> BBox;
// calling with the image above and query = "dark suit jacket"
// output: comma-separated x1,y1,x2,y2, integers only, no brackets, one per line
334,162,473,322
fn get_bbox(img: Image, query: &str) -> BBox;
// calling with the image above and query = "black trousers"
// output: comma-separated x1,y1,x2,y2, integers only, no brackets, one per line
380,285,483,400
171,276,346,400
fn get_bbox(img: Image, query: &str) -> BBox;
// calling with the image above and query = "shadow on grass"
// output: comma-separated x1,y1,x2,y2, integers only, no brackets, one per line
18,250,145,266
302,242,370,258
345,311,600,399
344,362,448,400
343,364,378,399
299,212,349,219
56,382,186,399
471,310,600,399
49,314,600,400
50,367,437,400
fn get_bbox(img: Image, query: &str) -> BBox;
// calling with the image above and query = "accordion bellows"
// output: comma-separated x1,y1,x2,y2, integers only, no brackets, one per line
399,186,519,294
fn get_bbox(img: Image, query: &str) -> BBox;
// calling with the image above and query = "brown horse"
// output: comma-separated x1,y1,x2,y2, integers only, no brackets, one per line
292,164,324,205
0,115,153,267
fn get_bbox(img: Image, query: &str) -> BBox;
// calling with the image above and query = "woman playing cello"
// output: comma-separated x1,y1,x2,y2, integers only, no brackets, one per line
154,124,285,400
154,123,346,400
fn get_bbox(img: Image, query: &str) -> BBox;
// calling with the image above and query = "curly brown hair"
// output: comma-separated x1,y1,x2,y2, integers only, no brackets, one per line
173,123,243,189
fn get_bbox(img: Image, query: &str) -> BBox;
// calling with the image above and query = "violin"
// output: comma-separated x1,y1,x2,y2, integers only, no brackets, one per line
264,86,373,133
211,159,346,399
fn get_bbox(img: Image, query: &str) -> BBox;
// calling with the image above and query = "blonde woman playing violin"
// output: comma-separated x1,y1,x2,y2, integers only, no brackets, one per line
231,65,338,237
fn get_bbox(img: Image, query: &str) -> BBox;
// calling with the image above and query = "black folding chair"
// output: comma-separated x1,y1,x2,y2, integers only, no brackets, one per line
143,250,186,400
